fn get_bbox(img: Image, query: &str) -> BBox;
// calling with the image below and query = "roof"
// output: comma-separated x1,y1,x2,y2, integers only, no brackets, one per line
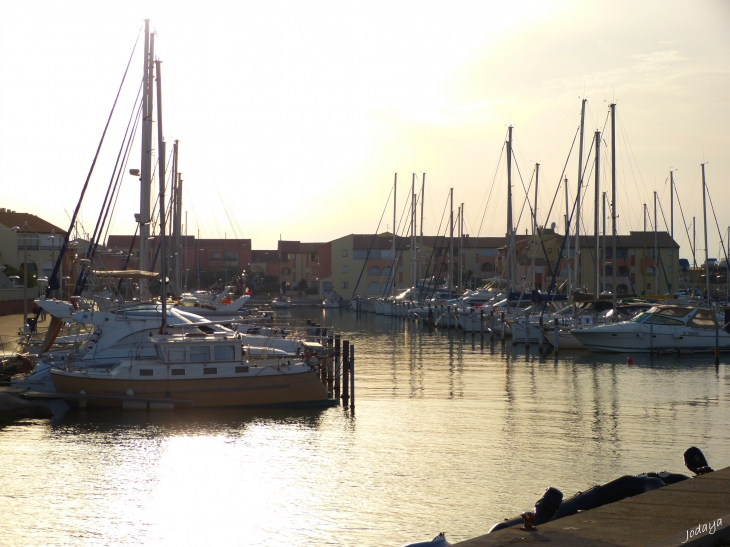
0,210,66,235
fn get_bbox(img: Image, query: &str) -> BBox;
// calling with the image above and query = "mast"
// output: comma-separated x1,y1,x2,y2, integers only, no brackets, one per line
654,191,658,295
411,173,416,290
702,164,710,307
532,163,539,290
507,126,514,290
670,170,674,241
155,58,167,333
173,141,182,297
594,130,600,299
392,173,397,296
564,177,571,297
138,21,154,300
602,191,606,293
574,99,586,291
460,203,464,291
611,103,617,314
449,187,454,296
420,173,425,289
693,217,696,268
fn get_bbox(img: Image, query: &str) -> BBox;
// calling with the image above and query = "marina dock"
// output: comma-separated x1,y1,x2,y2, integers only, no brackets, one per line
454,466,730,547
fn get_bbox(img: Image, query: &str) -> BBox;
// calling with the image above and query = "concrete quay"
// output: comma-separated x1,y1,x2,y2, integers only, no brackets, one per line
454,466,730,547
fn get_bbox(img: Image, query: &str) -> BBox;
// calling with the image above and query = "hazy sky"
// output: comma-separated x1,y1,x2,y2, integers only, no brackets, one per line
1,1,728,259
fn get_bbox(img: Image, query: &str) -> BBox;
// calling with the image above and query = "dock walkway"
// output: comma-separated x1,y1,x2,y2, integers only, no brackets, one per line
454,466,730,547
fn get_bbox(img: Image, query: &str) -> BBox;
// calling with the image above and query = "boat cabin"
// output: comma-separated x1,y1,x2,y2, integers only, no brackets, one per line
152,334,242,364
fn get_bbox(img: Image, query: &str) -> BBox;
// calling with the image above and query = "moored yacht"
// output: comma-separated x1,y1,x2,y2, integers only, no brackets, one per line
570,305,730,353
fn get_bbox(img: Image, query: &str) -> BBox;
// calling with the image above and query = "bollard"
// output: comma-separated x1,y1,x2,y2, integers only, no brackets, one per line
490,311,495,340
342,339,350,404
349,344,355,411
539,316,544,354
554,317,559,355
334,335,341,399
501,312,506,342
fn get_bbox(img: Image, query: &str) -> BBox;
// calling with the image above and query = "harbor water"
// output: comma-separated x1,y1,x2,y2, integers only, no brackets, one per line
1,307,729,546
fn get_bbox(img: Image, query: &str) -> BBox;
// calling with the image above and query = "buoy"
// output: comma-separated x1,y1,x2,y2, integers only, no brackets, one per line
627,356,634,365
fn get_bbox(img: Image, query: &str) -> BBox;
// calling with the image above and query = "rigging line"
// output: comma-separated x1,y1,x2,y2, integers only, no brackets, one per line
540,125,580,232
217,189,241,240
617,111,651,209
476,139,507,238
382,181,416,296
102,105,143,248
88,78,145,255
512,153,536,230
90,89,143,253
58,29,141,297
149,147,176,272
673,178,696,261
351,186,393,296
705,183,730,268
419,193,450,300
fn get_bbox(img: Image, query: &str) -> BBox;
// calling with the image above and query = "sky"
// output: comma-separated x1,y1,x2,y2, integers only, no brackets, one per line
1,0,729,260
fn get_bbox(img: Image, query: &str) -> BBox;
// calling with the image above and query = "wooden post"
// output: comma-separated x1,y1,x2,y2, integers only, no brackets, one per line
480,308,484,338
349,344,355,411
334,335,341,399
490,311,495,340
501,311,506,342
539,316,544,354
554,317,559,355
342,339,350,404
525,313,530,348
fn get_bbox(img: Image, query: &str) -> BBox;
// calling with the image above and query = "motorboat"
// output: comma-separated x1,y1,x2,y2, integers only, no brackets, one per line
270,296,292,309
174,293,250,317
570,304,730,353
49,331,334,409
322,297,339,309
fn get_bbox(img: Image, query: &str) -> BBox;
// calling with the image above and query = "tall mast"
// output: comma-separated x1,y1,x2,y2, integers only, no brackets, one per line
602,191,606,293
702,164,710,307
420,173,425,289
460,203,464,291
172,140,182,296
392,173,397,295
411,173,416,290
449,188,454,295
594,130,600,299
507,126,514,290
670,170,674,241
654,191,659,295
564,177,571,297
138,21,154,300
532,163,539,289
693,217,697,268
611,103,617,314
155,59,167,333
574,99,586,291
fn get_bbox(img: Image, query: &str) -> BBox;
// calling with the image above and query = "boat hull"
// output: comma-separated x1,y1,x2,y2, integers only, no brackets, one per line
50,366,332,409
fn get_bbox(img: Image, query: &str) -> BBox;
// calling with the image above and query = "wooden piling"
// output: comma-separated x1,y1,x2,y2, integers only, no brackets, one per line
539,316,544,354
554,317,559,355
342,339,350,404
334,335,341,399
480,309,484,338
490,311,495,340
501,312,506,342
349,344,355,411
525,313,530,348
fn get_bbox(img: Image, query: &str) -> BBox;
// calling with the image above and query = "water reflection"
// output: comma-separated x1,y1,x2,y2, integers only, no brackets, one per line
0,308,728,546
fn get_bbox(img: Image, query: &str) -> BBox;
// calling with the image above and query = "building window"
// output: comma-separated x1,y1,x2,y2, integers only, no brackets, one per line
139,369,154,376
368,266,381,276
342,249,348,257
342,265,348,273
171,369,185,376
668,248,673,257
210,252,222,260
341,281,349,289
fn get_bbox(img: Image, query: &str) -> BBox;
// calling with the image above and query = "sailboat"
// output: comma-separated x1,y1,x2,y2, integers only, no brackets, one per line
43,24,334,409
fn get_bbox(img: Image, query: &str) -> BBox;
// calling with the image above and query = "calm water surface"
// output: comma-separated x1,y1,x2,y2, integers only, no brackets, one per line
1,308,729,546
